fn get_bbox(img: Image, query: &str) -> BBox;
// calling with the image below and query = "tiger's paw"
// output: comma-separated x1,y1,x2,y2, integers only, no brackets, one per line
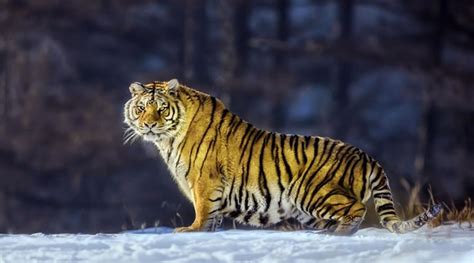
174,226,199,233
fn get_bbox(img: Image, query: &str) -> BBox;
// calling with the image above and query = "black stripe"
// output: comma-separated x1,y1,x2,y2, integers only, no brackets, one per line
318,206,332,219
208,197,222,202
271,133,285,206
347,154,360,195
258,133,272,212
259,214,269,226
184,143,197,178
379,210,397,216
243,130,265,210
280,134,293,182
293,135,300,164
301,141,341,211
373,192,393,200
304,154,353,213
376,203,395,214
227,175,236,207
198,139,214,178
174,133,189,170
239,126,257,163
301,140,307,164
331,202,353,218
359,154,368,199
174,100,203,166
239,167,246,212
166,137,175,162
338,148,361,189
185,97,216,178
270,132,277,160
230,118,243,137
310,188,346,215
193,97,217,161
289,135,296,146
216,109,230,133
337,155,358,189
251,194,258,212
288,137,320,196
372,169,386,190
241,130,262,212
294,139,330,205
234,191,241,210
239,123,253,149
219,198,228,210
225,114,237,141
243,211,253,223
208,208,220,216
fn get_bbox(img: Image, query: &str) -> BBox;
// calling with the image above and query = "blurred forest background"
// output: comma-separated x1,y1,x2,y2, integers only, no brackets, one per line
0,0,473,233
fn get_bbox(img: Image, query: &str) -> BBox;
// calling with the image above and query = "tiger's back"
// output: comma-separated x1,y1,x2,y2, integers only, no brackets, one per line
124,79,442,235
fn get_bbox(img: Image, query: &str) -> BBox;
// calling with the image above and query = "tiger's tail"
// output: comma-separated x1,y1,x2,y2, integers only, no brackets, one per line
369,165,442,233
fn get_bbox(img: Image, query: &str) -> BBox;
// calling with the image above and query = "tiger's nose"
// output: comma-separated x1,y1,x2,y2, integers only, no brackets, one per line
144,122,157,128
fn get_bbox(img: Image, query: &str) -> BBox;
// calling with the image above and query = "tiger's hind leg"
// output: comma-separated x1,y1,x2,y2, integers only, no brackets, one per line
320,201,366,235
307,189,367,235
331,214,364,235
295,212,338,231
304,221,345,234
309,219,339,232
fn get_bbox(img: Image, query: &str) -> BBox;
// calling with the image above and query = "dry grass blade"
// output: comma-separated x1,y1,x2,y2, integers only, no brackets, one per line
399,181,473,228
400,179,424,218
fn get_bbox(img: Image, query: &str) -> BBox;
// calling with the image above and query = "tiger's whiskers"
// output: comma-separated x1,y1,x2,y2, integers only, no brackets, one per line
123,127,140,145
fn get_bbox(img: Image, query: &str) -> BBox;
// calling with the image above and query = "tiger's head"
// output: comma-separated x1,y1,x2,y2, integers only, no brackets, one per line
123,79,185,143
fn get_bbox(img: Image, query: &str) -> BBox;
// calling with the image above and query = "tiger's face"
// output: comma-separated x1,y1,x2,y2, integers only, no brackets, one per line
124,79,184,142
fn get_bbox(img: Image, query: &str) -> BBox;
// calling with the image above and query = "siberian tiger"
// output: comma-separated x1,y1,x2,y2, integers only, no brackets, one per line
123,79,441,235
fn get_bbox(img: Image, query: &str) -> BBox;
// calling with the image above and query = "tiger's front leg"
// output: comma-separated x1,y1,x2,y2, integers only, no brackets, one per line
174,174,223,233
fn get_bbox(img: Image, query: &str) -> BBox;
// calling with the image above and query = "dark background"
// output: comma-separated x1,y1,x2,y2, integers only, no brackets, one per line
0,0,472,233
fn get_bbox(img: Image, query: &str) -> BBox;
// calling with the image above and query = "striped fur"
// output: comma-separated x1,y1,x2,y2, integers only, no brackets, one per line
123,79,442,235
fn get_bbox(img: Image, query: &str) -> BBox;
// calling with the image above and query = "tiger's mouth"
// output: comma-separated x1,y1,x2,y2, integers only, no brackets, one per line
142,132,158,141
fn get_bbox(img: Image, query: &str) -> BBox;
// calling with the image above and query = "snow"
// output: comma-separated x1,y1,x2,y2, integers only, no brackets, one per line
0,224,472,263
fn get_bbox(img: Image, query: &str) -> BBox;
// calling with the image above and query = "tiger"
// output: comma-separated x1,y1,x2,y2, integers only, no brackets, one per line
123,79,442,235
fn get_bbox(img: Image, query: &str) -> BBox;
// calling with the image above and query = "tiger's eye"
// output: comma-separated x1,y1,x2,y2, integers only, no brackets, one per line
135,105,145,114
158,105,169,116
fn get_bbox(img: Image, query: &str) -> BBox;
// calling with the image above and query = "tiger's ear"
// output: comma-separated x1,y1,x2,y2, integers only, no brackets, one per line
167,79,179,96
129,82,145,96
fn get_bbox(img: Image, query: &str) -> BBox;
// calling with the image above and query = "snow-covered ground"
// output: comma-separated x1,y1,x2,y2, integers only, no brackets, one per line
0,224,472,263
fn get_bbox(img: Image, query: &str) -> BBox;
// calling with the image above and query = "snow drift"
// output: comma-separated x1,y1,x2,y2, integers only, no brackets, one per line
0,224,472,263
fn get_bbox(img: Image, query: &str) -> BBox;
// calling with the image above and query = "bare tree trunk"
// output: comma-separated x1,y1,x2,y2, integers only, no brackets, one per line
332,0,354,139
0,45,6,120
275,0,289,66
183,0,197,82
235,0,250,72
271,0,290,130
194,1,209,83
177,2,186,80
216,0,237,106
414,0,447,182
182,0,209,83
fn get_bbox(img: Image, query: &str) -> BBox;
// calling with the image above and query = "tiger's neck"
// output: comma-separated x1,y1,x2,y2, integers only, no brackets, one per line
151,88,211,175
152,87,232,177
